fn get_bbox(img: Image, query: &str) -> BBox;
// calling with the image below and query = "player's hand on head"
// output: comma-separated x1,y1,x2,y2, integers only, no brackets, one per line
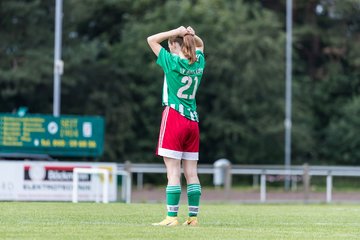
176,26,188,37
186,26,195,36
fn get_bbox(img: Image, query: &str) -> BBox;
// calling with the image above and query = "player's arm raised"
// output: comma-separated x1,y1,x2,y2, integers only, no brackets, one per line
194,35,204,53
187,26,204,53
147,26,188,56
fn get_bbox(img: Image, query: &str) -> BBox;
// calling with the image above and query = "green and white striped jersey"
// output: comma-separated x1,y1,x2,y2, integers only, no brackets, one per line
157,48,206,122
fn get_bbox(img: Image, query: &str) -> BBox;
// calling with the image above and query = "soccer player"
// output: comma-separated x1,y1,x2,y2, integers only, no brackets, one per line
147,26,205,226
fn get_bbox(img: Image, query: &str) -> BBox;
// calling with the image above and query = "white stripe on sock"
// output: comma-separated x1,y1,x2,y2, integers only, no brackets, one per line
167,205,179,212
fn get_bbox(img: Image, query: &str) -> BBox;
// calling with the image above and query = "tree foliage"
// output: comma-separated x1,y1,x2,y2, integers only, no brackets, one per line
0,0,359,165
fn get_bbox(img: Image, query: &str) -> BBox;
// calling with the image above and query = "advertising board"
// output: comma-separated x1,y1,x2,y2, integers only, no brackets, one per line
0,161,117,201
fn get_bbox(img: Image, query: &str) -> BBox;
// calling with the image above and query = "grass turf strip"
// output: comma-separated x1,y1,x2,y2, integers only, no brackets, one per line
0,202,359,240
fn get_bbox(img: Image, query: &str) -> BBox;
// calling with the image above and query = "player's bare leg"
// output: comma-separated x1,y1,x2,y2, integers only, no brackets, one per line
183,159,199,184
164,157,181,185
152,157,181,226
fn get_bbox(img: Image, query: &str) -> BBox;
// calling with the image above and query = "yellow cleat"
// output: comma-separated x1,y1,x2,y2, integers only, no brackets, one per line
152,216,179,226
182,217,199,226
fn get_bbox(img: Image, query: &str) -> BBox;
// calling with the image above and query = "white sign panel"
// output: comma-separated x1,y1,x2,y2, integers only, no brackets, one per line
0,161,117,201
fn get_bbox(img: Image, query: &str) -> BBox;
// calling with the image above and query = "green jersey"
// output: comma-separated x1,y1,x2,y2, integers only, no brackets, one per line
157,48,206,122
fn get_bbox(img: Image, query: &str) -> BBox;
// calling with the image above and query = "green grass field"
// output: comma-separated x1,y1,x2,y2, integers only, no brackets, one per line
1,202,359,240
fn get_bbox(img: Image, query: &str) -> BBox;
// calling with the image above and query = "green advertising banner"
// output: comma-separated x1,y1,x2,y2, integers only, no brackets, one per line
0,114,104,157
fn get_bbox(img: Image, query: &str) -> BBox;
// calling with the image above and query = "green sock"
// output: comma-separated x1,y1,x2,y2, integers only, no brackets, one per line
187,184,201,217
166,185,181,217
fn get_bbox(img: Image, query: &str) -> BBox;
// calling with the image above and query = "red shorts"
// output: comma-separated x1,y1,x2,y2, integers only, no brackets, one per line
156,106,199,160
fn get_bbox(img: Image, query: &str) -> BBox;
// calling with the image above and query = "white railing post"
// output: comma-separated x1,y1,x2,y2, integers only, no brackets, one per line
326,172,332,203
118,170,131,204
126,172,131,204
260,173,266,202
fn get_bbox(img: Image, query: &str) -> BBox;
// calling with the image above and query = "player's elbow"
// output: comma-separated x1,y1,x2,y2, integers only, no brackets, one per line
147,36,154,45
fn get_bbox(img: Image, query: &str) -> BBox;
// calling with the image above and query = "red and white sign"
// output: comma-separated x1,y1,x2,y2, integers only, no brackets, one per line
0,161,117,201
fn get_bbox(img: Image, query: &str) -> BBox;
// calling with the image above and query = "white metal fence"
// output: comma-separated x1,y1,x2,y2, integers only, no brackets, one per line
117,163,360,203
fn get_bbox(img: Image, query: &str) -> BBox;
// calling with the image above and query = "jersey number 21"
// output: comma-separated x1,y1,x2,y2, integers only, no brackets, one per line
177,76,199,100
